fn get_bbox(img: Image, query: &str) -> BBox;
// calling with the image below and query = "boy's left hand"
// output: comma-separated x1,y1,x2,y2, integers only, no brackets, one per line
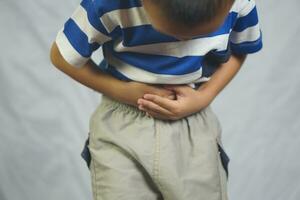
137,84,213,121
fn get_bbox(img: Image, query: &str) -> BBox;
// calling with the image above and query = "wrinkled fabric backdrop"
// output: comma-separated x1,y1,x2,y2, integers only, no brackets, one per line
0,0,299,200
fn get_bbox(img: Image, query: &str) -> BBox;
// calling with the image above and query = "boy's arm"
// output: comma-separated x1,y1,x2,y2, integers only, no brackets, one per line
196,53,247,100
50,41,175,107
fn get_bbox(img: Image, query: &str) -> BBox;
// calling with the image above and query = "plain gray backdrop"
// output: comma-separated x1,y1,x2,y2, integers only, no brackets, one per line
0,0,299,200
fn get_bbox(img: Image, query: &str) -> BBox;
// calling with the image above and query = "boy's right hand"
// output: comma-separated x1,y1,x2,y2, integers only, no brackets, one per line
116,81,176,108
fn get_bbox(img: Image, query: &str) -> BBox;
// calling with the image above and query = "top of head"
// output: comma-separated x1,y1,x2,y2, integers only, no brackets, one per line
142,0,235,40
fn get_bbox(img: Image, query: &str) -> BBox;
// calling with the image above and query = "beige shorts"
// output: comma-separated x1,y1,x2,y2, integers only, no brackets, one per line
83,94,230,200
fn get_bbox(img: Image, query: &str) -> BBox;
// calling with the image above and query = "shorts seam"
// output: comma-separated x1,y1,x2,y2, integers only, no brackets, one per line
91,158,99,200
215,139,226,200
153,119,166,199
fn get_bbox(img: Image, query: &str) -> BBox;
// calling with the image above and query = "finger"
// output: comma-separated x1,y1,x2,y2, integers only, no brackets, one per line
143,94,177,112
138,99,174,116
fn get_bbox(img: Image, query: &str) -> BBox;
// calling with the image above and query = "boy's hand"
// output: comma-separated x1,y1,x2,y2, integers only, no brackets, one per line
137,84,214,121
116,81,176,108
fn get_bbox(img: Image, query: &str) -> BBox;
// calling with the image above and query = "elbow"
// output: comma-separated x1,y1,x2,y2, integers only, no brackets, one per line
50,42,58,67
50,41,63,69
49,42,80,78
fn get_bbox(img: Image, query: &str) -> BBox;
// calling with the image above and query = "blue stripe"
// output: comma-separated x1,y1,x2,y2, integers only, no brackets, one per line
111,50,204,75
80,0,110,35
233,6,259,32
63,18,100,57
102,48,233,79
93,0,142,17
122,25,178,46
96,58,132,81
230,32,263,54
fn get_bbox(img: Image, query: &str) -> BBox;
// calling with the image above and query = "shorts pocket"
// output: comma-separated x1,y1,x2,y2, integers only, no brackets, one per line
80,132,91,169
216,142,230,179
189,138,225,200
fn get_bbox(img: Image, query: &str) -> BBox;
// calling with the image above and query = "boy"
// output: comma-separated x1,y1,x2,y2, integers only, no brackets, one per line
50,0,262,199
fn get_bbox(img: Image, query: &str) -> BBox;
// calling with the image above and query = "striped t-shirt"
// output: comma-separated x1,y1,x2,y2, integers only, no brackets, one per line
55,0,263,86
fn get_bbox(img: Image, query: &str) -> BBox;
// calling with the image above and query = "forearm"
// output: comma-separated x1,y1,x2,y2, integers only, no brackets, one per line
197,53,247,101
50,42,176,107
50,42,125,100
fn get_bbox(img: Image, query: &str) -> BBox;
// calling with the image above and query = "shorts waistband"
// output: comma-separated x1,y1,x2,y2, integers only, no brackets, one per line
100,95,147,116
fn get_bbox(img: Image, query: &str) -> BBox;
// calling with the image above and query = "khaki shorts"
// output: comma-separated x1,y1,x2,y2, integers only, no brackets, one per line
81,94,230,200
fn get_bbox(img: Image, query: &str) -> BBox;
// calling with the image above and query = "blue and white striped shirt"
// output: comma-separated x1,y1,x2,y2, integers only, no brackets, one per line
55,0,263,86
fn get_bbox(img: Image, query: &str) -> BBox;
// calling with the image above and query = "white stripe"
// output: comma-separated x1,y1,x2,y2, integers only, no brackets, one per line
71,5,112,44
113,34,230,57
238,0,256,17
230,23,260,44
104,48,206,84
55,28,88,68
230,0,256,16
100,7,149,32
230,0,242,13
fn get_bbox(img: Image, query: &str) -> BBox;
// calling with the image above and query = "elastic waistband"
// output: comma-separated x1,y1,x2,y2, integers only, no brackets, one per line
100,95,147,116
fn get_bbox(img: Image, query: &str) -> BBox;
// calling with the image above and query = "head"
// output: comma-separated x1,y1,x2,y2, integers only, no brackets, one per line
142,0,234,40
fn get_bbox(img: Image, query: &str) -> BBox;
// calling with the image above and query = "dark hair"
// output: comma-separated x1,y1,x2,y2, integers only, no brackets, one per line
151,0,234,27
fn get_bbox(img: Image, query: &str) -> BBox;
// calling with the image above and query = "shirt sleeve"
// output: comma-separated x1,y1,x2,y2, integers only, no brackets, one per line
229,0,263,54
55,0,112,68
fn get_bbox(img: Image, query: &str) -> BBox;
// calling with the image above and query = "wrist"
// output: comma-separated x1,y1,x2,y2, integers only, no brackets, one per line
195,84,217,106
110,81,136,106
105,79,126,100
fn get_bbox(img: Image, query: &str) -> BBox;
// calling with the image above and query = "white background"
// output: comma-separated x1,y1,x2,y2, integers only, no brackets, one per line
0,0,299,199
